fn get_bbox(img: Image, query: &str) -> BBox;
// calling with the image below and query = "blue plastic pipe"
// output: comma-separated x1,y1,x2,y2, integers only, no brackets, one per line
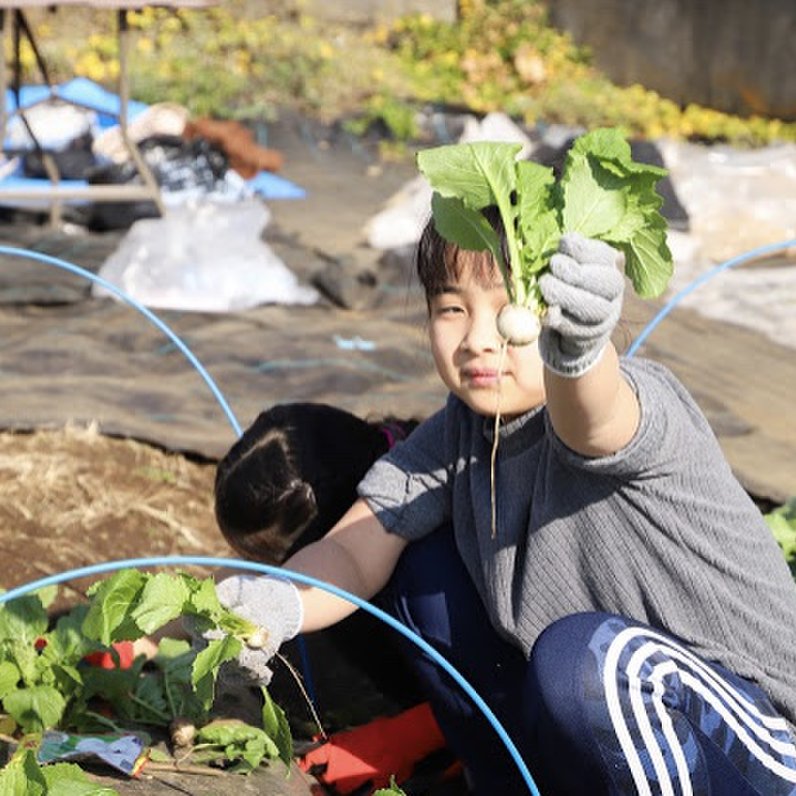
0,556,542,796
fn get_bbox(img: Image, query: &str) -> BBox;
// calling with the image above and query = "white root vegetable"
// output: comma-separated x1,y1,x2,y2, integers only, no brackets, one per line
496,304,541,346
246,627,270,649
169,716,196,749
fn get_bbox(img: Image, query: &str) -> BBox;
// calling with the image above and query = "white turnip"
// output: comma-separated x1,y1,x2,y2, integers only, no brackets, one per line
496,304,541,346
246,627,270,649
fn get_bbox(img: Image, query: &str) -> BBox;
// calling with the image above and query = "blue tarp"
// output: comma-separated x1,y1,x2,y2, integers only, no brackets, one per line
1,78,306,202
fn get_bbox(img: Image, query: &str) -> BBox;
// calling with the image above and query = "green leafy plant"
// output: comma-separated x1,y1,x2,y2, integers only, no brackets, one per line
373,775,407,795
417,127,673,341
0,570,292,786
0,748,117,795
765,498,796,580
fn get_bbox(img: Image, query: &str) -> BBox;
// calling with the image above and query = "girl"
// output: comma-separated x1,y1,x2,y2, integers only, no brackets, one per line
215,213,796,795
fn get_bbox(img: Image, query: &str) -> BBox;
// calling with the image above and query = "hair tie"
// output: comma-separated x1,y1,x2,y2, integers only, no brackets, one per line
379,421,409,450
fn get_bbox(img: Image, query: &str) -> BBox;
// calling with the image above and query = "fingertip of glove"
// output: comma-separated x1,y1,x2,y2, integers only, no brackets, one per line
558,232,618,268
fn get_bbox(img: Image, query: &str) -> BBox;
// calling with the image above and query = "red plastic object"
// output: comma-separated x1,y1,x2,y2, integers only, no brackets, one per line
298,702,447,794
83,641,135,670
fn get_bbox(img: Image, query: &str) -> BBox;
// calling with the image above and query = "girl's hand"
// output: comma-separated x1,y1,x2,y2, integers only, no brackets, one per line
538,233,625,378
206,574,304,685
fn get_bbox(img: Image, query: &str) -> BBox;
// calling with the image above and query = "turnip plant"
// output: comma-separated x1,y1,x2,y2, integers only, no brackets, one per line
0,570,293,789
417,127,674,346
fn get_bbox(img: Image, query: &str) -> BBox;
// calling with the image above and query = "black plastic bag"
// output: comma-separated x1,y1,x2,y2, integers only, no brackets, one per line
85,135,229,231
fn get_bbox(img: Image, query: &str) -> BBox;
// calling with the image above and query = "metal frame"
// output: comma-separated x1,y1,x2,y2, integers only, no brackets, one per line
0,1,216,225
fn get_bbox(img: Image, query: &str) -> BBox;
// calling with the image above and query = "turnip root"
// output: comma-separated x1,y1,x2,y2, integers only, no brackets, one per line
169,716,196,749
246,627,270,649
496,304,541,346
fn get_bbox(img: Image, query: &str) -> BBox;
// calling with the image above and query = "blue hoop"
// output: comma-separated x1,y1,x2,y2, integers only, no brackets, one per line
0,556,541,795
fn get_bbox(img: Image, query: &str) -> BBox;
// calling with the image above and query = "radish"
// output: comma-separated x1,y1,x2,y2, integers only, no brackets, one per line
497,304,541,346
246,627,270,649
169,716,196,749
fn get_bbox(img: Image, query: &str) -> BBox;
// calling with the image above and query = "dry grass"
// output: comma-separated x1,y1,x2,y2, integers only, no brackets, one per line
0,425,228,607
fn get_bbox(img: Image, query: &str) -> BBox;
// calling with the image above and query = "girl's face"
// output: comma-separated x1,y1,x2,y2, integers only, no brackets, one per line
427,251,546,418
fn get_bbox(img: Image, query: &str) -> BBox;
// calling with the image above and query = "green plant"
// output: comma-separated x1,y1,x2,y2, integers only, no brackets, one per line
416,127,673,338
0,570,292,785
0,748,117,794
23,0,796,147
765,498,796,580
374,775,407,795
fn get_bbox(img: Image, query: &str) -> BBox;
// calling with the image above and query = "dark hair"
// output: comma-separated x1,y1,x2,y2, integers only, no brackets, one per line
415,204,511,307
214,403,418,564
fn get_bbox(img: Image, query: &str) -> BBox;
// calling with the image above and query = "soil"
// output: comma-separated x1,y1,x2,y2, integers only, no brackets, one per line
0,424,223,605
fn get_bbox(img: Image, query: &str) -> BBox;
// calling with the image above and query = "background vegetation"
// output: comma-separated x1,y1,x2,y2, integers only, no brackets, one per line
16,0,796,153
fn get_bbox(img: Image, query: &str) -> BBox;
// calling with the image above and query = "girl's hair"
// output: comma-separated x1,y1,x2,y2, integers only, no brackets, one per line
214,403,418,564
415,204,511,306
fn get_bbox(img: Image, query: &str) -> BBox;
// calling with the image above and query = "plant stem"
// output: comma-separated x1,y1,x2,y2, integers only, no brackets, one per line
128,692,171,723
145,760,226,777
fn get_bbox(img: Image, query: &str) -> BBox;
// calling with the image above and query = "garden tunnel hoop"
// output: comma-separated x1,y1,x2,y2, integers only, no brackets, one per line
0,555,541,795
1,235,795,795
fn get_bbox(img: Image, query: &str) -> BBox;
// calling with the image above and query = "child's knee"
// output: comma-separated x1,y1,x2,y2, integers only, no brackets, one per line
526,611,614,722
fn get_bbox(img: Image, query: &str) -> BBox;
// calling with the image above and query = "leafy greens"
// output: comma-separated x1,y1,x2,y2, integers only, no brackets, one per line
416,127,674,311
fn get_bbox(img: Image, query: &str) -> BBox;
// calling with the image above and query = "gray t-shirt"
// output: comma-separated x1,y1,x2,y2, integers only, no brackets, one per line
358,357,796,724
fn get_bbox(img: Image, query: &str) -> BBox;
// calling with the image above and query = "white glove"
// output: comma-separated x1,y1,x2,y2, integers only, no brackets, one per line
210,574,303,686
538,233,625,378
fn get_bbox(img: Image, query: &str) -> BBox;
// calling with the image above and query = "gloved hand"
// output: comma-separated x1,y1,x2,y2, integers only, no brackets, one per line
538,232,625,378
206,574,303,686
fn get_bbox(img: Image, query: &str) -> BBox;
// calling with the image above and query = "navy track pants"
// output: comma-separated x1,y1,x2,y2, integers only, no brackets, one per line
382,527,796,795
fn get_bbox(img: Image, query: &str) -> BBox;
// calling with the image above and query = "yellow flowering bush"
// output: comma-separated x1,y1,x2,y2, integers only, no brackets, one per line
15,0,796,147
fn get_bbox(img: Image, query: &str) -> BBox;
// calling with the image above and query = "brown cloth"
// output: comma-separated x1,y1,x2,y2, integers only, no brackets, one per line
183,118,284,178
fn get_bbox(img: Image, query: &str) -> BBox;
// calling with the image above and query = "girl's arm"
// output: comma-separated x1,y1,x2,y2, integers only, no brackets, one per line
539,233,640,457
283,498,408,631
210,499,407,684
544,342,640,457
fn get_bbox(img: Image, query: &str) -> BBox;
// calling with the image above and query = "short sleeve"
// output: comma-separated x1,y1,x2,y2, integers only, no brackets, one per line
357,407,452,541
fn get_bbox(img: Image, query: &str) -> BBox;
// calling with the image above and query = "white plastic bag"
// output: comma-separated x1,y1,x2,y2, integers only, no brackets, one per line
92,199,319,312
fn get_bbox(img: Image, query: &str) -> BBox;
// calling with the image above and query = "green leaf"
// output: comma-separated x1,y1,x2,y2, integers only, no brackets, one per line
9,638,41,687
192,635,242,710
186,577,254,638
42,761,119,795
0,659,20,699
429,192,509,292
559,128,672,298
765,499,796,563
418,141,525,302
374,776,408,795
618,213,673,298
3,684,66,732
131,572,191,634
196,718,278,772
261,685,293,767
417,141,521,210
0,594,49,644
40,607,94,675
33,585,59,611
82,570,148,645
0,749,47,796
515,160,562,292
186,576,226,621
